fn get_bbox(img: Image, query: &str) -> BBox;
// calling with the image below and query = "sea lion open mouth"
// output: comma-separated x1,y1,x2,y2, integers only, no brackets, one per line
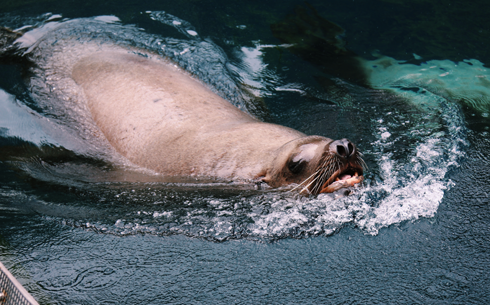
290,139,366,196
317,164,364,194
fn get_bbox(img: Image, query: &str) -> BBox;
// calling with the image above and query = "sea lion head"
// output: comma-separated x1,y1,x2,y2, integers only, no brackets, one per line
262,136,366,195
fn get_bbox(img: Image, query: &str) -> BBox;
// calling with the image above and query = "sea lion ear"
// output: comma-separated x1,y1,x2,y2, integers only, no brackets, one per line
293,143,320,163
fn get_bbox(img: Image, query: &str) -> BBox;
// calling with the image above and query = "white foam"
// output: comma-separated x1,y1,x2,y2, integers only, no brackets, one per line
380,131,391,139
148,11,199,39
15,21,61,52
93,15,120,23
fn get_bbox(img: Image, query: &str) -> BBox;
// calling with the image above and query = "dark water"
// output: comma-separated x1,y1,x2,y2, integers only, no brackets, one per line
0,1,489,304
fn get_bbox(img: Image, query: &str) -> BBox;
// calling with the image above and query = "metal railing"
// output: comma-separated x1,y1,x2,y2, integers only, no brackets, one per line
0,261,38,305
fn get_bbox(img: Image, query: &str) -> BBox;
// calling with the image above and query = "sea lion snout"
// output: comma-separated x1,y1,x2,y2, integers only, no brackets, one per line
266,136,365,195
329,138,356,159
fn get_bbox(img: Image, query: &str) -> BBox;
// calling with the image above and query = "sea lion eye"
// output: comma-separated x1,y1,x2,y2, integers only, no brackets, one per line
288,158,306,174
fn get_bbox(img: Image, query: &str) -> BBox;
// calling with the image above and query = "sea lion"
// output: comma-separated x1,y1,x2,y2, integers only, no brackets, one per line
71,50,364,194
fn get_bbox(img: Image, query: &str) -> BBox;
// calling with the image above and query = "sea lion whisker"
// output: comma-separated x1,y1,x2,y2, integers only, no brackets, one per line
298,172,326,194
308,166,332,193
310,175,323,194
289,168,323,193
300,179,317,194
357,156,368,171
297,163,335,195
312,165,335,194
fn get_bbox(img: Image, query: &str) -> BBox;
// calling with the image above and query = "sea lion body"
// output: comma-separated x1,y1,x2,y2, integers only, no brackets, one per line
71,50,364,194
0,18,364,194
73,52,301,179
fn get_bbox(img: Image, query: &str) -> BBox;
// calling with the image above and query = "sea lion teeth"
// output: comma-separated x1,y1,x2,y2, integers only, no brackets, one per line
319,173,364,194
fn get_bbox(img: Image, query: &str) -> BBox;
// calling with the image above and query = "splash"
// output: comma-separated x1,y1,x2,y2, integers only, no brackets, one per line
351,91,466,234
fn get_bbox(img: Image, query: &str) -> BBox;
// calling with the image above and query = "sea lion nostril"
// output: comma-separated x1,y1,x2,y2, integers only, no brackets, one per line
331,139,355,158
337,145,347,157
348,142,354,156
